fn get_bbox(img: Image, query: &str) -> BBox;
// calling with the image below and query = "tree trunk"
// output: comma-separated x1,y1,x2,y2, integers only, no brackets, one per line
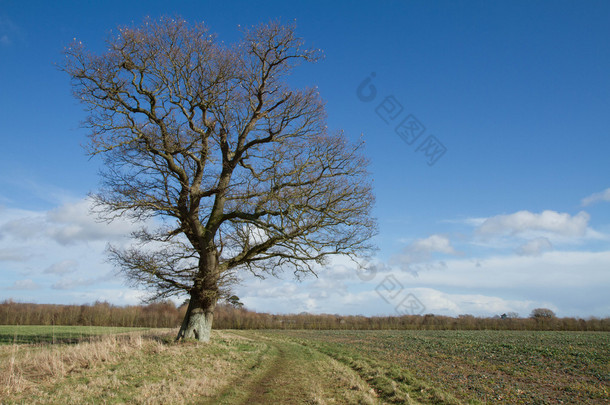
176,246,219,342
176,295,215,342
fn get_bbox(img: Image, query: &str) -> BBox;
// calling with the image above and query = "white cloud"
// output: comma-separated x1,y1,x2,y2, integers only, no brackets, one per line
244,281,299,299
46,199,143,244
477,210,590,238
0,197,152,304
235,246,610,317
516,237,553,256
410,288,537,316
260,249,610,316
411,234,456,254
398,250,610,292
236,267,552,317
442,217,487,227
51,272,113,290
390,234,457,274
309,276,348,296
7,279,40,290
44,260,78,275
0,198,148,245
0,187,607,318
0,248,28,261
63,288,148,306
582,188,610,206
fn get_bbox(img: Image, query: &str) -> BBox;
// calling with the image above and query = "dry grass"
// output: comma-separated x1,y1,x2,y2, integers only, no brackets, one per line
1,331,149,397
0,330,268,405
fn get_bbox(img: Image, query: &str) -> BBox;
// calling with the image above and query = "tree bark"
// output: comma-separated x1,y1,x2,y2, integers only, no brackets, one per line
176,293,215,342
176,248,219,342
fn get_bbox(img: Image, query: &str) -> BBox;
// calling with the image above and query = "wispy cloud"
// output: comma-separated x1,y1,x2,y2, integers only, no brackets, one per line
44,260,78,275
0,15,22,47
0,248,28,262
0,197,149,245
581,188,610,207
0,176,80,207
0,197,150,303
441,217,487,227
7,279,40,290
51,273,113,290
476,210,590,238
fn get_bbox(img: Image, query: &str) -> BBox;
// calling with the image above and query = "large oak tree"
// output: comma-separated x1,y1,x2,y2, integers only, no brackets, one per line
64,17,376,342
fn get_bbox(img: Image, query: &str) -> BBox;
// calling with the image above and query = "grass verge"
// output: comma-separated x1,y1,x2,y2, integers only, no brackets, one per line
1,329,267,404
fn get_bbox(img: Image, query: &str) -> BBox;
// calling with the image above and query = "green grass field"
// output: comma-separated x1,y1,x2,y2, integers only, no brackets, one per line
0,325,149,345
267,329,610,404
1,327,608,404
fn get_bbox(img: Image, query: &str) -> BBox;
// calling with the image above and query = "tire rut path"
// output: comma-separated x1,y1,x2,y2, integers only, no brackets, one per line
240,341,293,404
222,331,380,405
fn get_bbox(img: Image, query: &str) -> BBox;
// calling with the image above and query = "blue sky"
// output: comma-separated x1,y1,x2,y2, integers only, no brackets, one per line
1,0,609,317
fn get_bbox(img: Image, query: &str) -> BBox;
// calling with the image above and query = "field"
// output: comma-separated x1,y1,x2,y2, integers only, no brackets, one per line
266,330,610,404
0,326,150,345
0,327,608,404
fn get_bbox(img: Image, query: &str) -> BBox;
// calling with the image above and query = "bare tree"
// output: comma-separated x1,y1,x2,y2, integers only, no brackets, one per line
63,17,376,342
530,308,556,319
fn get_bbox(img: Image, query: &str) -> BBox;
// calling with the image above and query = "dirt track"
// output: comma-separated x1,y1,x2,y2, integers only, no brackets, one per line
210,331,380,404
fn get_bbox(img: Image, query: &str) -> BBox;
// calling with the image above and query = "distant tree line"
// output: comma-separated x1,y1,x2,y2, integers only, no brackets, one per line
1,300,608,331
0,300,181,328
